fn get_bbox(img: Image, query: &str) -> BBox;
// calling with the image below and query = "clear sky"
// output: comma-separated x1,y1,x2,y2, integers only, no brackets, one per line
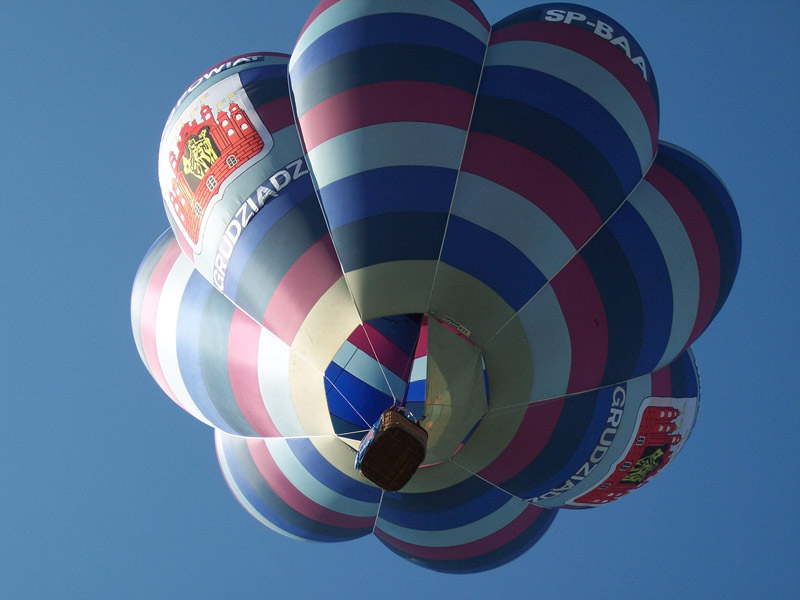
2,1,798,598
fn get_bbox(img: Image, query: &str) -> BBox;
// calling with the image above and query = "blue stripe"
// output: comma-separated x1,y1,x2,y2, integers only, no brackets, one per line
224,172,317,300
480,65,642,192
441,217,547,311
656,144,741,319
406,380,426,403
221,435,366,541
285,438,382,504
175,272,257,435
365,314,422,360
291,43,482,116
290,13,486,87
238,63,289,87
380,506,557,573
579,226,644,386
606,202,673,376
493,3,658,106
520,386,616,499
334,212,447,272
379,477,509,529
498,391,597,496
325,369,394,424
319,166,456,230
470,95,626,219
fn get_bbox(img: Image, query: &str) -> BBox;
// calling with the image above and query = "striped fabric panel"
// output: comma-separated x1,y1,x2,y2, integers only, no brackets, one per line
502,141,739,398
432,6,659,319
479,351,699,508
477,387,615,499
132,232,319,437
491,6,658,145
374,476,556,572
325,314,422,436
290,0,489,293
649,143,741,345
216,432,379,542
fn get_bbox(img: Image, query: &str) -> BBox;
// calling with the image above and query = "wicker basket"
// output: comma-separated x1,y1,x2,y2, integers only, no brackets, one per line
357,409,428,491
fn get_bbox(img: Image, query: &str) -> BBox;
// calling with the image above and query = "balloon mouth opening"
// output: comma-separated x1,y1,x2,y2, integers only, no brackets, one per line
324,312,489,468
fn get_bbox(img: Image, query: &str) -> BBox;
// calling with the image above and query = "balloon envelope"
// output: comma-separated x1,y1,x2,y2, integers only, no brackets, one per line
133,0,741,572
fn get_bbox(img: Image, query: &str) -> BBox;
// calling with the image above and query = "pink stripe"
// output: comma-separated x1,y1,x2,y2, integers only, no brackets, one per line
461,132,602,248
649,362,672,397
227,309,280,437
139,241,183,408
255,98,295,135
646,164,720,346
246,439,374,529
347,324,415,379
550,256,609,394
375,504,545,560
262,235,343,345
479,398,564,483
298,82,474,150
299,0,342,37
490,21,658,154
450,0,490,31
414,320,429,359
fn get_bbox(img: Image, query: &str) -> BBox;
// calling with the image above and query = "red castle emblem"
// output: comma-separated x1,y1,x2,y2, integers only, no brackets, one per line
576,406,683,505
168,102,264,246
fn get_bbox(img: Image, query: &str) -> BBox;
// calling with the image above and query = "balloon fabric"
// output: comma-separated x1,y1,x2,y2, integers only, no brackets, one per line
132,1,741,573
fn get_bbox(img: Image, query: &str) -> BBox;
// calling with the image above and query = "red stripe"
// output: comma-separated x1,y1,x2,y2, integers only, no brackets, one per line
461,132,602,248
449,0,490,31
479,399,564,483
139,241,183,408
262,235,343,345
646,164,720,346
246,439,375,529
649,362,673,397
490,21,658,155
375,504,545,560
298,81,474,150
299,0,342,37
550,256,609,394
256,98,295,135
415,321,429,359
227,309,281,437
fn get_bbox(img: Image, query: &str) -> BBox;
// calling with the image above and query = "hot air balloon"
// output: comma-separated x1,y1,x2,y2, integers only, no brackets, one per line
132,1,741,573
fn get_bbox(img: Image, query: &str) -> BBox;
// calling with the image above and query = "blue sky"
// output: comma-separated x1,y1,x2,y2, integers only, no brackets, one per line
1,1,798,598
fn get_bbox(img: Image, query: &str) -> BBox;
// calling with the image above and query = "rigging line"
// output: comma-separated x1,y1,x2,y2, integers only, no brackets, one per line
425,22,493,315
325,344,374,428
286,70,366,334
448,457,532,506
482,347,678,417
286,72,399,416
372,489,386,535
481,151,660,349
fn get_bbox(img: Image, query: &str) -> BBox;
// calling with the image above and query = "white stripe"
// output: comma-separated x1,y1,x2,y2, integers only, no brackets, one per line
486,41,653,174
256,327,307,437
452,172,576,280
516,285,572,402
154,256,210,425
290,0,488,69
307,122,466,189
215,433,307,541
268,438,379,518
331,341,403,397
376,495,528,547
